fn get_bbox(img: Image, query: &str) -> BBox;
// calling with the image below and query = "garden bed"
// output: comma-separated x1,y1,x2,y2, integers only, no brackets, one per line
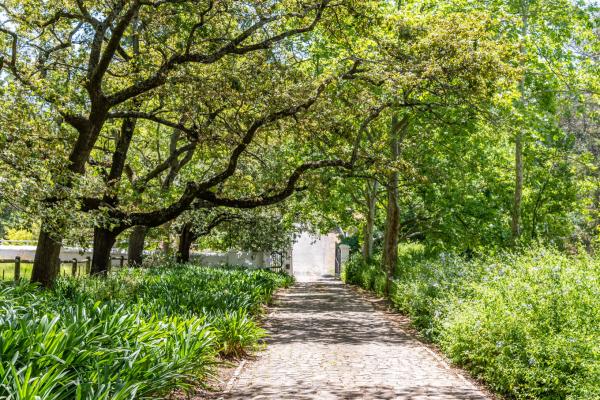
0,264,293,399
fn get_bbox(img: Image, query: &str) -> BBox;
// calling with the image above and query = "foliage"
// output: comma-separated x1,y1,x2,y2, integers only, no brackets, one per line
3,228,36,241
344,245,600,399
193,207,297,253
343,253,387,296
440,248,600,399
212,310,266,359
0,265,292,398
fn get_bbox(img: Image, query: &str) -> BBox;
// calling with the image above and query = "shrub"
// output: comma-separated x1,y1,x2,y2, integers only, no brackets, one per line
439,249,600,399
343,253,387,295
212,309,266,358
345,245,600,399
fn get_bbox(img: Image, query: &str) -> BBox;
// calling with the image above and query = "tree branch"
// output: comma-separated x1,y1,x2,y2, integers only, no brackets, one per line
134,143,197,190
196,159,350,209
106,1,331,106
89,2,140,92
193,77,334,192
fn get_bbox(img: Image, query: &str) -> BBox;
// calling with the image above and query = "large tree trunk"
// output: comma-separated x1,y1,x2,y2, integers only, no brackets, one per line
92,112,139,275
382,115,408,295
127,226,147,266
31,108,110,285
91,228,118,276
382,167,400,294
30,229,62,287
161,221,173,255
362,180,378,260
176,222,194,264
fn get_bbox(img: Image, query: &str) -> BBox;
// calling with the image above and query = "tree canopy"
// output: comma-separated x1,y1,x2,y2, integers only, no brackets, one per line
0,0,598,285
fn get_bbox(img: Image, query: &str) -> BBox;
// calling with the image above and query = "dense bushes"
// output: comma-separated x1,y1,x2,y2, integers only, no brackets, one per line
342,253,387,296
343,245,600,399
0,265,292,399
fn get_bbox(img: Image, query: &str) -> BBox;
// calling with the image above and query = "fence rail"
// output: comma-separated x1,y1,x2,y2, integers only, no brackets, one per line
0,256,128,281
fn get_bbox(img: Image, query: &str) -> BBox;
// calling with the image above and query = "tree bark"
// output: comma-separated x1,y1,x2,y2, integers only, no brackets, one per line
30,228,62,287
91,113,138,273
91,228,118,275
31,107,110,285
512,130,524,241
362,180,378,259
128,225,147,266
382,166,400,294
382,115,408,295
161,221,173,255
176,222,194,263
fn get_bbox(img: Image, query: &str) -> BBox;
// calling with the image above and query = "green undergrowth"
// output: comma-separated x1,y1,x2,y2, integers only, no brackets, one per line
343,245,600,399
0,265,293,399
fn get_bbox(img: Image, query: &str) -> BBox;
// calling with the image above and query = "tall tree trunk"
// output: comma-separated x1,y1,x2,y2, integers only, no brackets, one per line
32,12,143,285
30,107,110,285
30,228,62,287
161,221,173,255
362,180,378,259
382,163,400,294
512,133,524,240
91,228,118,275
90,117,140,271
128,225,147,266
382,115,408,295
91,115,138,275
176,222,194,263
511,2,529,243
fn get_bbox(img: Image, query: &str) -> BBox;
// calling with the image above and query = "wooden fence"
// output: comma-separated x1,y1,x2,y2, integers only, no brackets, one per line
0,256,127,281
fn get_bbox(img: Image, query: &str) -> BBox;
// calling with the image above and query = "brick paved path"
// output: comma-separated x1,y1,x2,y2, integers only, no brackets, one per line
223,277,490,400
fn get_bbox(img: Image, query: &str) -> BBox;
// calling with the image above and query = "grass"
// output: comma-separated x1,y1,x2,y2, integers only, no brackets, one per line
0,263,74,281
343,245,600,400
0,264,293,399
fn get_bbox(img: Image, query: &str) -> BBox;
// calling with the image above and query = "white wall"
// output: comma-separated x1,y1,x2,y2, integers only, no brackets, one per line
0,245,126,266
191,250,268,268
291,231,338,279
1,230,339,276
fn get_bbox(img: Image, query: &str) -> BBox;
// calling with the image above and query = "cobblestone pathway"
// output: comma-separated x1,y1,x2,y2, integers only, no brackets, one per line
223,277,489,400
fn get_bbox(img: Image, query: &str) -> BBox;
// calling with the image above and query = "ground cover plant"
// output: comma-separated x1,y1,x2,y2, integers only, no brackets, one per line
343,245,600,399
0,264,293,399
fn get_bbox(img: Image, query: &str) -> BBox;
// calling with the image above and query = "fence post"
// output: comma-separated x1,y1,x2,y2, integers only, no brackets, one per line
120,256,125,268
72,258,78,277
86,256,91,275
14,256,21,282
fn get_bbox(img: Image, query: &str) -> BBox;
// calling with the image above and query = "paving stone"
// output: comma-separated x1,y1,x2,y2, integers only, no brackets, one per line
223,277,489,400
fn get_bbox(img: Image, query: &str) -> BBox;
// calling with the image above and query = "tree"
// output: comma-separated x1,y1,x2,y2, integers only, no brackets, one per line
360,7,514,280
0,0,363,285
86,67,370,274
381,116,408,292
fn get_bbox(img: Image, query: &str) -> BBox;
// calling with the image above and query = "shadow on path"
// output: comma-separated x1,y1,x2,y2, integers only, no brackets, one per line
222,277,488,400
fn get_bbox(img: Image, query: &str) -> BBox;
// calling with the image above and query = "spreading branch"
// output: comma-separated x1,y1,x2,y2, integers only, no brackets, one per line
107,1,331,106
